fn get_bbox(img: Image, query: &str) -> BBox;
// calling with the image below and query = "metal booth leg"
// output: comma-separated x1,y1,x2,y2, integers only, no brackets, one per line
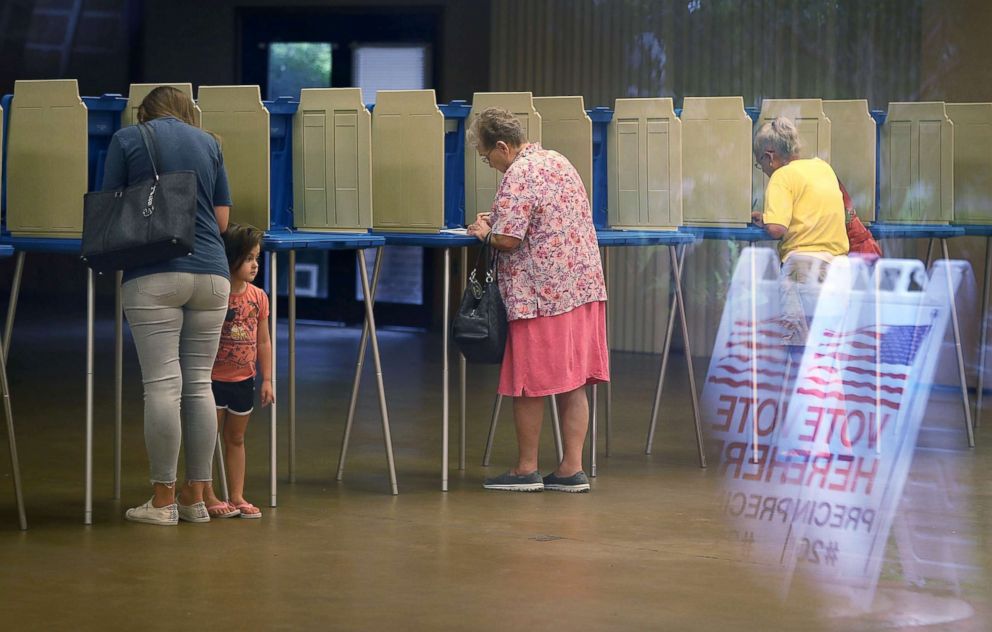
459,247,467,471
215,431,229,501
482,393,503,467
671,245,705,468
336,248,383,480
85,269,95,524
442,248,451,491
268,252,278,507
0,299,26,530
3,251,25,362
289,250,296,483
114,271,123,500
941,239,975,447
646,245,687,454
977,236,992,429
588,386,598,477
549,394,563,465
357,248,398,494
601,247,612,457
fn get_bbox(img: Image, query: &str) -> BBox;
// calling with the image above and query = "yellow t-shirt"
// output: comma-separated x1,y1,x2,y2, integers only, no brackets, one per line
763,158,849,261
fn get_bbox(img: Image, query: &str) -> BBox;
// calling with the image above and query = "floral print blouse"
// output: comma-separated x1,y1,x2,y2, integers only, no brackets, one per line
490,143,607,321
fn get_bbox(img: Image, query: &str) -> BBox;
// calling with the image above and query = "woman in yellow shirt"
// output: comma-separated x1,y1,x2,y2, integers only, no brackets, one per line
751,116,850,345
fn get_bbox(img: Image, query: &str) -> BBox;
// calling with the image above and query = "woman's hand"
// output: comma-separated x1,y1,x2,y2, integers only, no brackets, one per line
467,215,492,240
751,210,764,227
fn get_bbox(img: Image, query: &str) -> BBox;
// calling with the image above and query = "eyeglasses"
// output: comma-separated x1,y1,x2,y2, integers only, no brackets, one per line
480,142,505,166
755,151,772,169
481,146,497,166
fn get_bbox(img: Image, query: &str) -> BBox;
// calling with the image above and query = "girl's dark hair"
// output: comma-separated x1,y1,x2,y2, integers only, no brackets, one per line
223,222,264,270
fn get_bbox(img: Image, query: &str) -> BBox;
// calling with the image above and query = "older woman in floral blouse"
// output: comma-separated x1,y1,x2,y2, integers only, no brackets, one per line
467,107,609,493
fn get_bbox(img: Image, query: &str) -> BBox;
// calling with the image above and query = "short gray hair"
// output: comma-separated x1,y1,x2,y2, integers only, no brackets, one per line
753,116,802,158
467,107,526,151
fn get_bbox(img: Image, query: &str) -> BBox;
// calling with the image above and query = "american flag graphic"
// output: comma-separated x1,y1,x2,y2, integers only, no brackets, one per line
706,316,933,420
705,318,791,397
798,321,933,415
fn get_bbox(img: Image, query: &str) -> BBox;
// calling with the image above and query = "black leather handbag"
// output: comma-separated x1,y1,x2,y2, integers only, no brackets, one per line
81,123,197,273
452,235,508,364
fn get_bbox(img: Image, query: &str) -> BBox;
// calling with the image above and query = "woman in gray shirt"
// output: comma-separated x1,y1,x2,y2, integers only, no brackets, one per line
102,86,232,525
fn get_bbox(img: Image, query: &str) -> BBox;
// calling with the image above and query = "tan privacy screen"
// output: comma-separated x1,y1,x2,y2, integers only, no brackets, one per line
533,96,593,205
681,96,751,227
880,102,954,224
823,100,877,223
125,83,200,127
753,99,831,211
372,90,445,232
947,103,992,225
465,92,542,219
608,98,682,230
198,85,270,230
7,79,88,238
293,88,372,231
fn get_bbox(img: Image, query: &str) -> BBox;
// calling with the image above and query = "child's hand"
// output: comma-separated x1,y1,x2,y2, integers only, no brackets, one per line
260,380,275,406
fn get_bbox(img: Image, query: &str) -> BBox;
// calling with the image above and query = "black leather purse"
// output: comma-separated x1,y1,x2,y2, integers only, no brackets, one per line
452,234,508,364
81,123,197,273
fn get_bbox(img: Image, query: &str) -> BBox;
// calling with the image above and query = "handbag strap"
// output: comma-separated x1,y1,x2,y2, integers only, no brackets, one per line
136,123,161,181
468,234,499,297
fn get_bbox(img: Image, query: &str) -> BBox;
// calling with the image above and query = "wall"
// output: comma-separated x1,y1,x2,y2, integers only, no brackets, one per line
0,0,136,96
140,0,490,102
485,0,989,393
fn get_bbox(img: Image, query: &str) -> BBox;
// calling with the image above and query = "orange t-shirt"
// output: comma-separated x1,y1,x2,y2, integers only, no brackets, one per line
212,283,269,382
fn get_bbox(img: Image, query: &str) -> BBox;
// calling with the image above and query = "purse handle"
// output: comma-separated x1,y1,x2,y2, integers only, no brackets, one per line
468,233,499,298
136,122,162,182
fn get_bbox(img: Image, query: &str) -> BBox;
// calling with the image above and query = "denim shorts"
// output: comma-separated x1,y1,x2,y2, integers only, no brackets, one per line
212,377,255,415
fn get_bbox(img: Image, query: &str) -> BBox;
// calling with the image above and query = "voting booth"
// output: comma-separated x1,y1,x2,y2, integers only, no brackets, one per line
947,102,992,225
608,97,682,230
533,96,593,206
464,92,542,220
681,96,752,227
823,99,877,223
293,88,372,232
199,85,270,230
6,80,88,238
752,99,831,212
371,90,445,232
879,102,954,224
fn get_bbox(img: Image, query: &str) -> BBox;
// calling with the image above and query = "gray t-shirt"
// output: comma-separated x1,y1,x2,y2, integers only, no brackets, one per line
101,116,232,282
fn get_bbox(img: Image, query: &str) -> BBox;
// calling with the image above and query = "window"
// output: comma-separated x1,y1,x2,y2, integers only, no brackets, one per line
267,42,332,100
352,44,431,104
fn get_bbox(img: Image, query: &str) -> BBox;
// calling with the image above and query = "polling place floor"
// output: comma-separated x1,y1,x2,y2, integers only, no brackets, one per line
0,302,989,631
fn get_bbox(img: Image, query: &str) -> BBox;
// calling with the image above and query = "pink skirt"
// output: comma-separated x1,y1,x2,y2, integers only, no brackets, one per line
498,301,610,397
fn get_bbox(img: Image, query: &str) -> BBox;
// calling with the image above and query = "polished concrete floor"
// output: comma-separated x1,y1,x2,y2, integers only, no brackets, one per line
0,303,989,630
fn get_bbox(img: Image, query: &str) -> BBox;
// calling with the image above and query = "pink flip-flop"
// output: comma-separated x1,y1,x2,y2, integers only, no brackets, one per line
234,502,261,519
206,501,241,519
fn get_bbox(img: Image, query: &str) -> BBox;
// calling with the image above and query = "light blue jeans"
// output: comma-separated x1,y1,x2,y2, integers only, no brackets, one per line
123,272,230,484
779,254,830,347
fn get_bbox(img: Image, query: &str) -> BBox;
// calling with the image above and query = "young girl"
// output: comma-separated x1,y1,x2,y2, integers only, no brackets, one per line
203,223,273,519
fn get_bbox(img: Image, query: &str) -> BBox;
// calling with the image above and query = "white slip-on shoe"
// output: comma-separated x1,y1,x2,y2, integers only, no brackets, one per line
125,498,179,526
177,501,211,523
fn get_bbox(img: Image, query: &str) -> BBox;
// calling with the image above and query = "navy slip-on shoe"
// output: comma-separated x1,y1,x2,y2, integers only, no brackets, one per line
483,470,544,492
542,471,590,493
